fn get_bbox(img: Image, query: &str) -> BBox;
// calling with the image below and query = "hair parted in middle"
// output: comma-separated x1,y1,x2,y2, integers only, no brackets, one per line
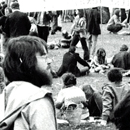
3,35,52,87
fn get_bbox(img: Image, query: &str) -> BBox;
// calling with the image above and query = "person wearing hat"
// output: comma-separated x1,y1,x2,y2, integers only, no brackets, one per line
3,2,31,38
57,46,90,77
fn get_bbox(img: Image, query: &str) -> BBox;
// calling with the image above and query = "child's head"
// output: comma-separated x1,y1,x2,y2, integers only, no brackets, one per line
107,68,122,82
81,84,94,99
96,48,106,64
120,44,128,51
62,73,76,88
96,48,106,57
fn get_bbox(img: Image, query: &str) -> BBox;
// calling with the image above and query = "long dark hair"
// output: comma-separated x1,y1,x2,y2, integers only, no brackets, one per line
3,36,52,87
96,48,106,64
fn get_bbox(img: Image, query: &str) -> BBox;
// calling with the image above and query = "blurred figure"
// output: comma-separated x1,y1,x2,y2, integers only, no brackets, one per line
56,72,86,128
0,7,12,51
107,9,126,34
57,46,90,77
85,7,101,57
111,44,128,70
100,68,130,126
114,90,130,130
0,66,5,121
60,30,72,48
3,2,31,38
37,11,52,42
70,9,89,61
90,48,110,73
0,36,57,130
81,84,102,118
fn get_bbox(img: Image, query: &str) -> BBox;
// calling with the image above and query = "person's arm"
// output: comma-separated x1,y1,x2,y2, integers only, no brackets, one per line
114,15,126,27
55,90,64,109
23,97,57,130
101,86,113,122
76,53,90,68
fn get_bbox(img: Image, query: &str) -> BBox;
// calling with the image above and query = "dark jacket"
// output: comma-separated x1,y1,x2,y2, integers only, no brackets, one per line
125,52,130,70
57,51,90,77
85,8,101,35
114,90,130,130
3,11,31,38
112,51,128,70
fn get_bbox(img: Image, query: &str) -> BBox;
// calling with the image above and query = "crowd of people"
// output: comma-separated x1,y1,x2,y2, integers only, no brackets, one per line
0,0,130,130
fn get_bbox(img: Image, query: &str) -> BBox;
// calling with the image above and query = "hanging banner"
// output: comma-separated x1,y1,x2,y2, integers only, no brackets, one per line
6,0,130,12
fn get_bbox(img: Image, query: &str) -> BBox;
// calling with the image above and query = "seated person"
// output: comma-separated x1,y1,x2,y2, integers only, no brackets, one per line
90,48,110,73
80,84,102,118
60,30,72,48
57,46,90,77
55,73,86,125
107,9,126,33
111,44,128,70
100,68,130,126
114,90,130,130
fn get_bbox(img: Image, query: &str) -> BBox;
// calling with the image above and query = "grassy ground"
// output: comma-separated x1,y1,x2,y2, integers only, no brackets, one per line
48,22,130,130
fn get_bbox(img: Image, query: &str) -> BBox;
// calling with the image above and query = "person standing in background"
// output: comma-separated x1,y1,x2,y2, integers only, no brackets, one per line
3,2,31,38
70,9,89,61
37,11,52,42
85,7,101,58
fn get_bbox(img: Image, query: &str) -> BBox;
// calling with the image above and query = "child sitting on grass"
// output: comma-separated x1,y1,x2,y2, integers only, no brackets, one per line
90,48,110,73
55,73,86,127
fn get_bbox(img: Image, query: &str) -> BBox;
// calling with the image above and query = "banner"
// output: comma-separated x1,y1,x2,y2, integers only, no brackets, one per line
6,0,130,12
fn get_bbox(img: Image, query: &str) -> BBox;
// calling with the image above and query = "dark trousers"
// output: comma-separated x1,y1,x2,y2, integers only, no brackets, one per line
70,34,89,60
107,24,122,33
37,26,50,42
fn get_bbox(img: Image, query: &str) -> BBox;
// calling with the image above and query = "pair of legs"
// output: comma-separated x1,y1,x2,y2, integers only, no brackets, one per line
107,24,123,33
87,34,98,57
70,34,89,61
37,26,50,42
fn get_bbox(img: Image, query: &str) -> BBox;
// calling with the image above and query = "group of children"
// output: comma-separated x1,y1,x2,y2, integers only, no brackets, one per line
55,68,130,129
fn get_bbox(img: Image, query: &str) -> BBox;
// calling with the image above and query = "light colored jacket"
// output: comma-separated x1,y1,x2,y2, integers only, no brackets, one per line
71,16,86,38
0,81,57,130
102,82,130,121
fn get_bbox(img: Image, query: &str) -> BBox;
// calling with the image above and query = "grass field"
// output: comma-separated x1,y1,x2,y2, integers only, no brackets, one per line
48,22,130,130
